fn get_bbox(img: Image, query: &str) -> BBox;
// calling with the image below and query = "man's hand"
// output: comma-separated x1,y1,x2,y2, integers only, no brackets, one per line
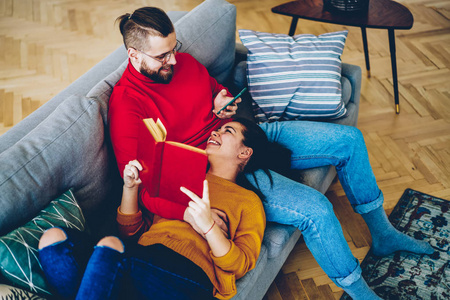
213,89,241,119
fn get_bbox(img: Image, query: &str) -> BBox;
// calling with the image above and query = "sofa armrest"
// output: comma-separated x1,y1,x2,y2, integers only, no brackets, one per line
235,43,248,66
341,63,362,107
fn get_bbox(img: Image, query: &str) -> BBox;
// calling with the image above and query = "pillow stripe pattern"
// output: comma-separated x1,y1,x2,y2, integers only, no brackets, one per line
239,29,348,122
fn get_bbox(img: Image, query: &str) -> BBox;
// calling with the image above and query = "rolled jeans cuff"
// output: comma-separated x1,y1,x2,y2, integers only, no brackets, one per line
332,258,362,288
352,190,384,214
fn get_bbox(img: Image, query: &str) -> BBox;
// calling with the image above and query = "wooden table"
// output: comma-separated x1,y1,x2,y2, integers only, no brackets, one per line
272,0,414,114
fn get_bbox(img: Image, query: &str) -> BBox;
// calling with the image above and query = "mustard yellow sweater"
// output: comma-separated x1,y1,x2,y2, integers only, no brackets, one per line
117,173,266,299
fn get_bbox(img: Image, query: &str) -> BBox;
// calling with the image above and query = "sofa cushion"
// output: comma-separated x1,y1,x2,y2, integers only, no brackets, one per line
86,59,128,104
0,95,110,234
234,244,268,298
0,189,85,297
341,76,351,106
239,29,348,122
262,222,298,259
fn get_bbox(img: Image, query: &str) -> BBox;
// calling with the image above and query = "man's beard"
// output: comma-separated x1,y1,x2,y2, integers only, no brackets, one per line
140,60,174,84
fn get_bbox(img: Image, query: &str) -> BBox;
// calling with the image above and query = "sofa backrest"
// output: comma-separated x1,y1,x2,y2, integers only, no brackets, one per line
0,95,113,234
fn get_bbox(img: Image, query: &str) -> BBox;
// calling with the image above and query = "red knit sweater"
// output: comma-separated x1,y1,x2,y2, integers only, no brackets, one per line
109,53,230,220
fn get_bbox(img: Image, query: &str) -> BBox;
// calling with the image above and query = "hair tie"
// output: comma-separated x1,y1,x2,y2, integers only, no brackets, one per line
203,221,215,235
128,12,133,20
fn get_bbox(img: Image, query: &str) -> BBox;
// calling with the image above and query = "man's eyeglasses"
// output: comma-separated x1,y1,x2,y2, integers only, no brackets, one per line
136,40,182,65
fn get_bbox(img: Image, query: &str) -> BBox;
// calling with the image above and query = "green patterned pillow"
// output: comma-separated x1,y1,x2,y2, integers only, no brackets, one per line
0,189,85,297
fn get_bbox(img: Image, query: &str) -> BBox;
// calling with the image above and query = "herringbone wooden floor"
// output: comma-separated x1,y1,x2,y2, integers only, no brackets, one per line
1,0,449,299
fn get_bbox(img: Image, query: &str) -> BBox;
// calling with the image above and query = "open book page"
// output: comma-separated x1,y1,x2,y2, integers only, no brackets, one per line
143,118,167,142
138,117,208,204
166,141,206,154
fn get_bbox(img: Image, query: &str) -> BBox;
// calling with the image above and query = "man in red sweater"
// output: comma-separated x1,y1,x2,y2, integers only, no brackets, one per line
109,7,239,228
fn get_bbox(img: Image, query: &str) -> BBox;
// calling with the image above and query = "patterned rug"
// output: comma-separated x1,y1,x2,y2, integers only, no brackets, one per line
341,188,450,300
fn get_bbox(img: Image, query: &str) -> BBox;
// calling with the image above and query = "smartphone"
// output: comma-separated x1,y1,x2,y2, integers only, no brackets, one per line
217,87,247,114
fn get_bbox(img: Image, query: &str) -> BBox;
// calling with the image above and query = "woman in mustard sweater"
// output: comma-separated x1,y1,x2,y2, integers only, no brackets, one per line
38,118,275,300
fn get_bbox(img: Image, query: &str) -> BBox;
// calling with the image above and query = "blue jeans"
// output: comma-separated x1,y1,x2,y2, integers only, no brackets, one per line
39,229,213,300
249,121,383,287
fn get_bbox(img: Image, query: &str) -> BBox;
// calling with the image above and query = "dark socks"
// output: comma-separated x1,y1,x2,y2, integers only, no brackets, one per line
344,275,381,300
361,206,434,257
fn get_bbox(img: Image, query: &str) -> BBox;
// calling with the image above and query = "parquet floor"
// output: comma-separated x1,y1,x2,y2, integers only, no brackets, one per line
1,0,449,299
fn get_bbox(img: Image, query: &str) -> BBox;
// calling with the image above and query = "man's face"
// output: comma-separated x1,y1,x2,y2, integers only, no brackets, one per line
138,32,177,84
140,59,174,84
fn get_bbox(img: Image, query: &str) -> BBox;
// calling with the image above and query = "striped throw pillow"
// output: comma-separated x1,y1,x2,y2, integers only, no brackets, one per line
239,29,348,122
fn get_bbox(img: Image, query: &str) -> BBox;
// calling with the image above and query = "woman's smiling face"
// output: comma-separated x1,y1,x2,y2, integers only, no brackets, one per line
206,121,247,161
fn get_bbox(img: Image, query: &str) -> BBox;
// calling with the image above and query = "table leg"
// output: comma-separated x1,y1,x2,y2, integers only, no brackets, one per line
288,17,299,36
361,27,370,78
388,29,400,114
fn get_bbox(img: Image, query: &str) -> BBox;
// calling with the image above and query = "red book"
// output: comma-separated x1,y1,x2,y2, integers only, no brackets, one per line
137,118,208,205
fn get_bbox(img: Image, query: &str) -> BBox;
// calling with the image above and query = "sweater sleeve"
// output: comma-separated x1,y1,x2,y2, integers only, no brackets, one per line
209,76,232,103
211,194,266,280
116,207,152,240
109,88,187,220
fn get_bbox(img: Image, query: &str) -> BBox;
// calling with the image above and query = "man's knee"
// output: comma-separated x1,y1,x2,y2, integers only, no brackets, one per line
346,126,365,145
97,236,124,253
308,195,336,221
39,227,67,250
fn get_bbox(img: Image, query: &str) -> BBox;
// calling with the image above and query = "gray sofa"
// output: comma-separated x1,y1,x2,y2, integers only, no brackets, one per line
0,0,361,299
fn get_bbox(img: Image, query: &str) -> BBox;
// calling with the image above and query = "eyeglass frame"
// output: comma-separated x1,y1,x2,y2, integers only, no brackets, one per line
134,40,182,65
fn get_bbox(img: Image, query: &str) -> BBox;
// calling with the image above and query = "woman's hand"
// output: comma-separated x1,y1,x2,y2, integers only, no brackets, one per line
123,160,142,189
181,180,231,257
120,160,142,215
212,89,241,119
181,180,214,235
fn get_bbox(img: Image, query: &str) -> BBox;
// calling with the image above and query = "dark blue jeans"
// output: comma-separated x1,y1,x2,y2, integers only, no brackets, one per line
38,229,213,300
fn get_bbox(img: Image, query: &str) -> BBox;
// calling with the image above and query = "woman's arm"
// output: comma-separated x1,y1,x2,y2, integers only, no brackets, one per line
212,206,265,279
181,180,231,257
211,191,265,279
182,182,265,278
117,160,151,239
119,160,142,214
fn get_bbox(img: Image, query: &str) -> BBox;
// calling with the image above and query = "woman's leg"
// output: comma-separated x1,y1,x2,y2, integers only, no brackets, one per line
127,244,213,300
75,236,125,300
38,228,92,299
